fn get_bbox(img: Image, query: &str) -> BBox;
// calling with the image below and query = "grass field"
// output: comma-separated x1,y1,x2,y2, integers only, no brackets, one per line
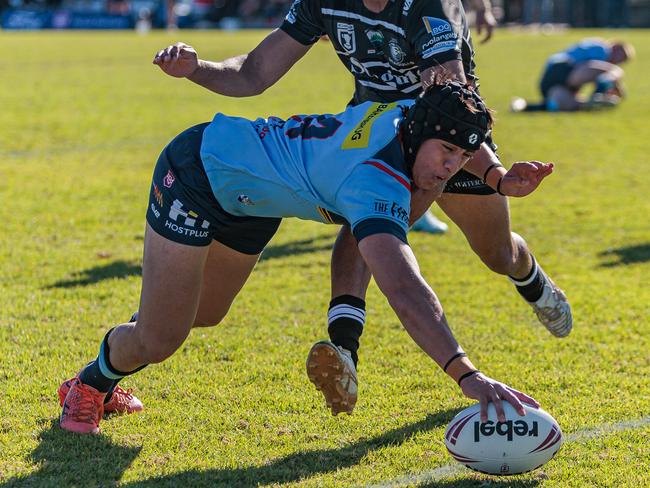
1,28,649,487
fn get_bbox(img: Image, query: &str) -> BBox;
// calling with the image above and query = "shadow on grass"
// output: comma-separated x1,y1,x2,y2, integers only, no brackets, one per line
47,260,142,288
0,420,142,488
424,478,541,488
598,243,650,267
1,409,469,487
259,234,334,262
118,408,460,487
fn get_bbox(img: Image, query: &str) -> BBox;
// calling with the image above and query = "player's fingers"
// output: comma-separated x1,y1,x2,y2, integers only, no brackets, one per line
507,387,540,408
497,386,525,416
490,391,506,423
479,395,490,422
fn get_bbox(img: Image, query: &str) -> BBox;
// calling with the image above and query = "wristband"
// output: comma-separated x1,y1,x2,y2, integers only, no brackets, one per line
457,370,480,386
443,352,467,372
496,177,505,196
482,163,500,184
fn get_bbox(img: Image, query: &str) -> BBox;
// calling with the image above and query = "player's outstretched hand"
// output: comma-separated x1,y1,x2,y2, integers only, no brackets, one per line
153,42,199,78
499,161,554,197
460,372,540,422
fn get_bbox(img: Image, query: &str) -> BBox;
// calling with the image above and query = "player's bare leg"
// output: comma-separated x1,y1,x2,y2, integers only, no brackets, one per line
60,224,260,433
437,192,572,337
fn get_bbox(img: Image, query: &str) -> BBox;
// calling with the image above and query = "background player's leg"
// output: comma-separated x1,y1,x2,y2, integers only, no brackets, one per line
546,86,582,111
306,226,369,416
437,192,572,337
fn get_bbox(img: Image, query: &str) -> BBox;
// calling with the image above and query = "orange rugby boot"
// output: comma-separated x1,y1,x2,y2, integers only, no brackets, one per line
58,378,143,414
59,378,105,434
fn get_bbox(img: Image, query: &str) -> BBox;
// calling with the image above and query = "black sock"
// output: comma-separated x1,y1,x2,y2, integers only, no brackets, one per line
327,295,365,367
78,328,148,397
509,256,545,303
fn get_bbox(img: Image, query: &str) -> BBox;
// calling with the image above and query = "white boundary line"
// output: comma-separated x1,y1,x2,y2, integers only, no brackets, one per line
364,416,650,488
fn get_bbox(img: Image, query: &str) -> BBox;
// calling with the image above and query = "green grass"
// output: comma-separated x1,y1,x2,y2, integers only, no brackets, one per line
1,28,649,487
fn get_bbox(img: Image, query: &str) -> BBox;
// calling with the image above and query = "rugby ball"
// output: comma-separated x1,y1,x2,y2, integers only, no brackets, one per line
444,402,563,475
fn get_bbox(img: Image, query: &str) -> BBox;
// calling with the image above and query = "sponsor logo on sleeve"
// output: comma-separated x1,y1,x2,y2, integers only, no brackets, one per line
421,16,458,59
374,199,389,214
337,22,356,54
390,201,409,224
342,102,398,150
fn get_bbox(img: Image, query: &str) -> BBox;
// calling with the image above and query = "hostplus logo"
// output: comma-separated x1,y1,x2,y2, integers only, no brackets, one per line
473,420,539,442
165,199,210,238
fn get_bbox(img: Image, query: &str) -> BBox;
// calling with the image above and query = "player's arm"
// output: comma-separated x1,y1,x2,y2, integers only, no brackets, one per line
469,0,496,43
153,29,311,97
357,233,539,421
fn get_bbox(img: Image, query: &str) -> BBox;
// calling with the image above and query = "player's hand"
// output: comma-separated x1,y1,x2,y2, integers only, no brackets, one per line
475,9,497,44
499,161,553,197
460,372,540,422
153,42,199,78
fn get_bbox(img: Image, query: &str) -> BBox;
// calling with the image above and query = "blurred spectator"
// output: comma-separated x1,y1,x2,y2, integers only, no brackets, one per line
465,0,497,43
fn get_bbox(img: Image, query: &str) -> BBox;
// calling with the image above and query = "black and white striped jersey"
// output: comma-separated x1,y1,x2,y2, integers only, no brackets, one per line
281,0,476,104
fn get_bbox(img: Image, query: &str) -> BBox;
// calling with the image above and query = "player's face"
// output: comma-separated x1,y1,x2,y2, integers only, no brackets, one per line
412,139,473,191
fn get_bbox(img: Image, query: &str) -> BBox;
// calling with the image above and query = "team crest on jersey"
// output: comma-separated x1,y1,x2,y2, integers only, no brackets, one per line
388,39,407,66
337,22,356,54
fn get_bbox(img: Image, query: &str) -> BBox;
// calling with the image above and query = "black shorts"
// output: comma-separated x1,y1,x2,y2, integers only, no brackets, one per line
540,61,575,98
146,123,281,254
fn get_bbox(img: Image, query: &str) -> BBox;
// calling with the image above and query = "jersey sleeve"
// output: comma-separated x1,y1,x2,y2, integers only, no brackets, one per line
335,160,411,244
280,0,325,46
408,0,464,71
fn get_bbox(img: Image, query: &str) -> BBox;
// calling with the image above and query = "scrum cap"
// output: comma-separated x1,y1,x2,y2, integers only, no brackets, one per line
402,80,492,171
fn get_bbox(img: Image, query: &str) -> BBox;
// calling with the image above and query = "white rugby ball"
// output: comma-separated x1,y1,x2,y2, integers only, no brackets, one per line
444,402,563,475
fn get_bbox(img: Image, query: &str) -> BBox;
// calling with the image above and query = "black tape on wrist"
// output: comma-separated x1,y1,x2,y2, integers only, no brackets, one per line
496,177,505,196
457,370,480,386
443,352,467,373
482,163,500,184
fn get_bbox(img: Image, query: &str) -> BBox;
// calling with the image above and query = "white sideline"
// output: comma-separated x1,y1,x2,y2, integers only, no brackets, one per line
364,416,650,488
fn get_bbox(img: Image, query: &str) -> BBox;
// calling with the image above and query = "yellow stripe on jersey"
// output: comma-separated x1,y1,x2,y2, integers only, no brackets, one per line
341,102,398,150
317,206,335,224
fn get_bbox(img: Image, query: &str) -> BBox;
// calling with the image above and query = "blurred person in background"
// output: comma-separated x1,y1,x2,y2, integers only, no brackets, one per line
511,38,634,112
466,0,497,43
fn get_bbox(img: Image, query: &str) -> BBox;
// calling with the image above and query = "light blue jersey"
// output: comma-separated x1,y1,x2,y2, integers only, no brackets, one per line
547,38,611,66
200,101,415,242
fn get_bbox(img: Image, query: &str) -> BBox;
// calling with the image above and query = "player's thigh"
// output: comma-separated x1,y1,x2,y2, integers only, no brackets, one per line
437,192,513,260
137,223,210,351
194,239,260,327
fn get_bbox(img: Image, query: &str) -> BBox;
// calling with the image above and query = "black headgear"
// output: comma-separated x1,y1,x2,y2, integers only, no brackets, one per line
402,80,492,172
